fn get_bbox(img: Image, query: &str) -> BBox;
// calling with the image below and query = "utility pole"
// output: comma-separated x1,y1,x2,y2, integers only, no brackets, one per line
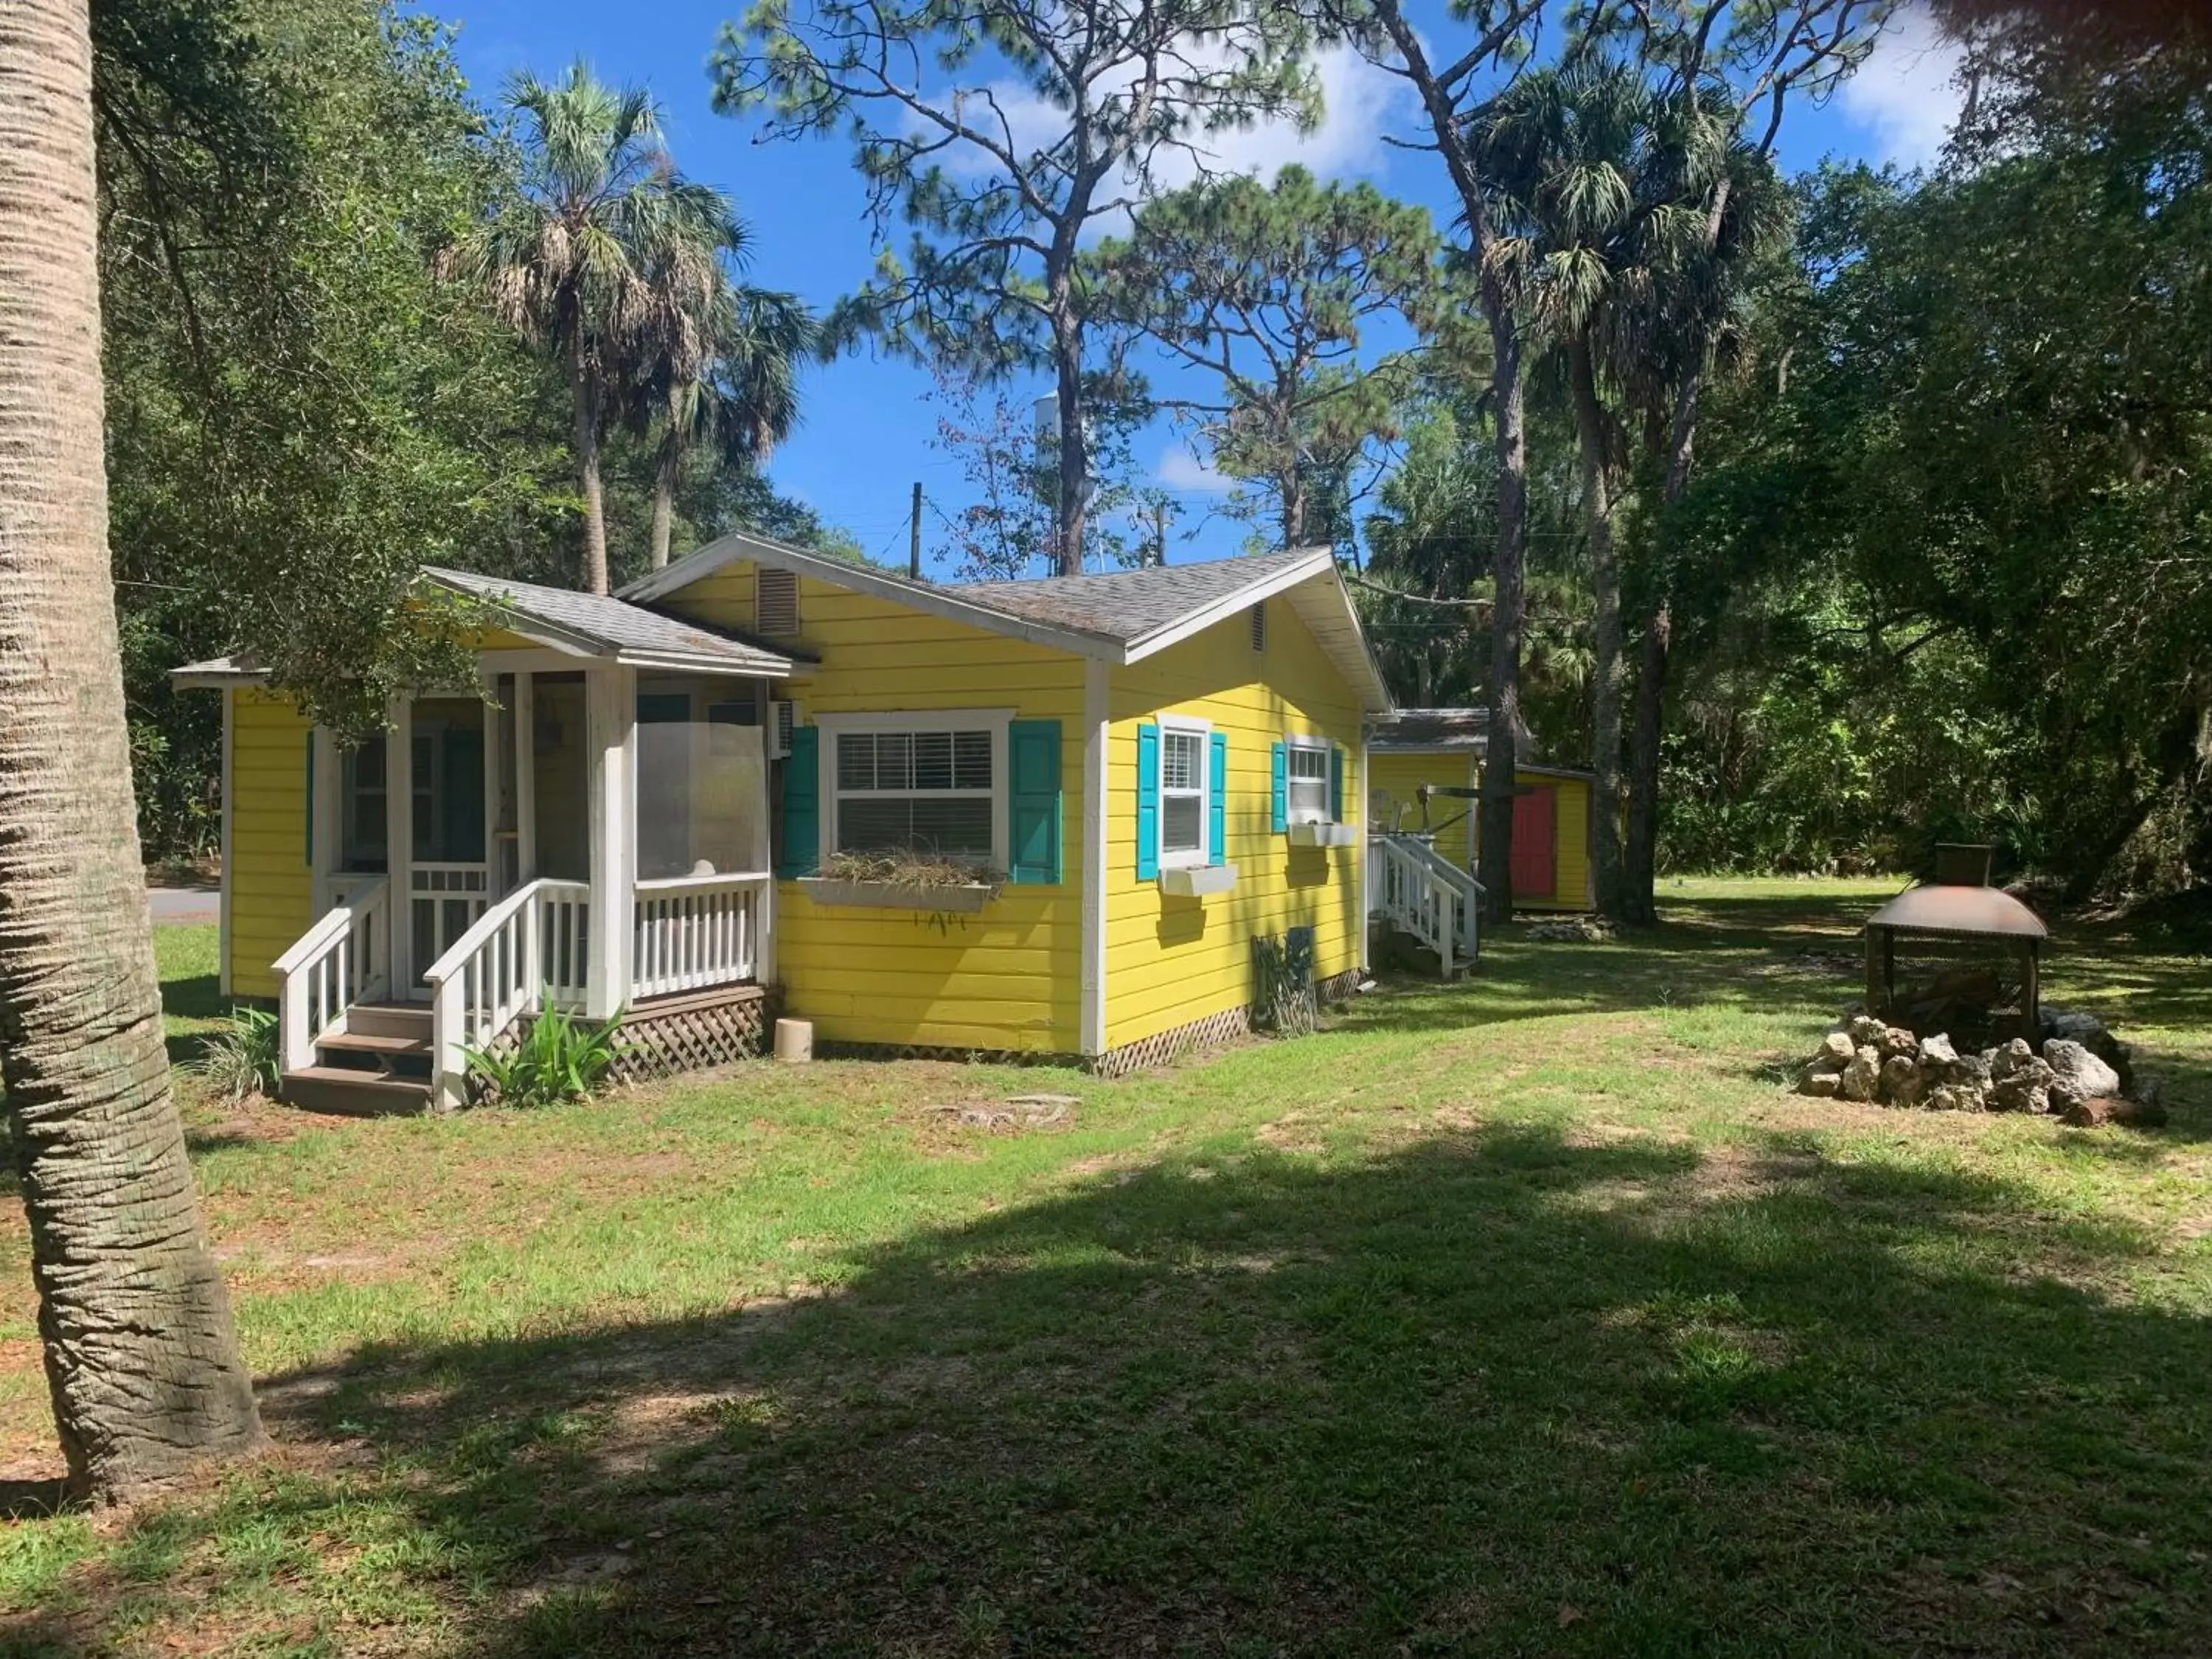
908,481,923,581
1150,501,1171,567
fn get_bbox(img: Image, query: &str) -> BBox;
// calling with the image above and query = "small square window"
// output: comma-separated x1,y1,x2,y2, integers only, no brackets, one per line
1287,739,1332,824
1160,725,1208,866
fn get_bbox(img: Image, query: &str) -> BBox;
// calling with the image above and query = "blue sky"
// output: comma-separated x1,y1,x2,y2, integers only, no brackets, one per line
439,1,1964,575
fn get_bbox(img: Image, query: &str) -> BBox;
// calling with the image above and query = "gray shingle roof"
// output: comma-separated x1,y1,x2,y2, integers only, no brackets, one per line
1367,708,1493,751
424,567,809,672
935,547,1325,644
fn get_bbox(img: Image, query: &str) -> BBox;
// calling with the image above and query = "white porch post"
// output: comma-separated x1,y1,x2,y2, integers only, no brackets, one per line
514,670,537,883
385,698,413,992
585,664,635,1018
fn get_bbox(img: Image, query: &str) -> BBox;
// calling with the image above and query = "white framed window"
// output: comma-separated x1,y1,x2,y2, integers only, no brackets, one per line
1158,717,1211,869
1286,735,1333,824
816,710,1011,870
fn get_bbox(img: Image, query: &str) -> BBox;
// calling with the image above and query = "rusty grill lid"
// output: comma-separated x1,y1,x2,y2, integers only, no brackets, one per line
1866,883,2048,940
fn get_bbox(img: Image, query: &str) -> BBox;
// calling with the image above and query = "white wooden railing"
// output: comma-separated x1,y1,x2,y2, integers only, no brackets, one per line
1371,833,1483,975
633,872,769,1001
273,877,391,1073
422,877,589,1111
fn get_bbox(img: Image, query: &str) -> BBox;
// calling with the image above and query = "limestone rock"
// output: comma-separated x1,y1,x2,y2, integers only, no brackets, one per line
1848,1015,1888,1048
1799,1069,1843,1099
1812,1032,1857,1072
1879,1054,1925,1107
2044,1039,2121,1104
1879,1026,1921,1061
1919,1032,1960,1069
1840,1047,1882,1102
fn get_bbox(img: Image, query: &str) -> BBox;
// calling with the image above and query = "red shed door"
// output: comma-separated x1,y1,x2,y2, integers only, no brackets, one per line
1511,785,1557,899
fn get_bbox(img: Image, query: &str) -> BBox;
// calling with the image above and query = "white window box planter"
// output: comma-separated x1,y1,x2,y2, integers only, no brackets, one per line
1288,821,1357,849
798,877,998,914
1157,863,1238,897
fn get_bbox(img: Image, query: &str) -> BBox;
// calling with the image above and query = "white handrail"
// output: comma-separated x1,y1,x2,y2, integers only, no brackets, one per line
633,872,768,1000
274,878,391,1074
422,877,589,1110
1373,834,1482,973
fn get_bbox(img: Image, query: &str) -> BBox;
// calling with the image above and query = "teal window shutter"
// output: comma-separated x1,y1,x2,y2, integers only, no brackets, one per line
1270,741,1288,833
1329,744,1345,823
1006,719,1062,885
304,731,316,866
1135,723,1159,881
778,726,820,877
1208,730,1228,865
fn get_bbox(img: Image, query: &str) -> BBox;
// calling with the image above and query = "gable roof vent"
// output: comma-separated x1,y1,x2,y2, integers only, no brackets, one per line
757,566,799,637
1249,600,1266,653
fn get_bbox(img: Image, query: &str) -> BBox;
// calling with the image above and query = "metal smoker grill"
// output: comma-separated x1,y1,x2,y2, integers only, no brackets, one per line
1863,844,2049,1038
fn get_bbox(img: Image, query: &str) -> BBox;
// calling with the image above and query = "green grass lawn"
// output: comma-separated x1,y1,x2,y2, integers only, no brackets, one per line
4,879,2211,1656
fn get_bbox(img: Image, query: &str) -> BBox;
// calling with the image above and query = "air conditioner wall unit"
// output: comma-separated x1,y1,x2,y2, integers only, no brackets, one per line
768,699,799,759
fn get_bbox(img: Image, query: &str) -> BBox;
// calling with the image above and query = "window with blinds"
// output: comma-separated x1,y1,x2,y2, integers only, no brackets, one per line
832,727,995,863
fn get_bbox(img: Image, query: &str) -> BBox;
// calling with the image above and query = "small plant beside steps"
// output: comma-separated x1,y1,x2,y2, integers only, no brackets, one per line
197,1005,282,1102
465,1000,626,1109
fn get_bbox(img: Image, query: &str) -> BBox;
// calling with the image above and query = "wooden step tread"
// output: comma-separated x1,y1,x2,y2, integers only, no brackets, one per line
280,1066,431,1116
319,1031,429,1056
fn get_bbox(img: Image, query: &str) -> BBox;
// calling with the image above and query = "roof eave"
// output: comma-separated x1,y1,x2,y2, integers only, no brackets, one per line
414,569,609,658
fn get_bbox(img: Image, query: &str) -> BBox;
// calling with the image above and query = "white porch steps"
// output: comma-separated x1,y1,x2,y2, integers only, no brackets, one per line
279,1003,433,1116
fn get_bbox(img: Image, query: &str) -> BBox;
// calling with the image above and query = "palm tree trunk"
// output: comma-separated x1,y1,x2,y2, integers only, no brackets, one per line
650,426,680,571
568,333,610,595
1478,280,1529,929
1568,333,1626,920
0,0,262,1502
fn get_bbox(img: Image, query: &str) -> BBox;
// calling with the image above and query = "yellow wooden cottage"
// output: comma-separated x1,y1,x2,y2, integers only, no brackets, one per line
1366,708,1603,912
177,538,1420,1110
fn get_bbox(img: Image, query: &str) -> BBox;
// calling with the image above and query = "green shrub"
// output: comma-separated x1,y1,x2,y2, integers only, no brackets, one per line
198,1006,282,1101
465,1002,624,1109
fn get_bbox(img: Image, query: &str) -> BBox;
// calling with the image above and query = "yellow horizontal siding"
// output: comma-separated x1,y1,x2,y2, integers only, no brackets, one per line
229,689,313,999
670,565,755,633
1366,751,1475,871
1545,776,1593,911
1103,600,1366,1051
661,561,1085,1052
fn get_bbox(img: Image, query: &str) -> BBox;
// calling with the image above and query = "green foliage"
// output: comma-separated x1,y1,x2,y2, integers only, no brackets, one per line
1669,35,2212,894
97,0,566,745
1090,165,1438,551
1359,393,1593,756
926,368,1164,579
195,1005,281,1102
714,0,1318,566
98,0,841,850
465,1004,626,1108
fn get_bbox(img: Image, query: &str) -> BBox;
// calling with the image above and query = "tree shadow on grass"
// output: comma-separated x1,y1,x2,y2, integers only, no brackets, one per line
13,1124,2212,1658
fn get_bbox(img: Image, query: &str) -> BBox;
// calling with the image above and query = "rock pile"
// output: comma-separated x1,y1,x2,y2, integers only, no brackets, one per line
1523,917,1615,943
1796,1009,2163,1127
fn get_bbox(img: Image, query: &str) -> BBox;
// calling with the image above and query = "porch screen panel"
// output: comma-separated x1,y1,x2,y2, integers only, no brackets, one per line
635,678,769,880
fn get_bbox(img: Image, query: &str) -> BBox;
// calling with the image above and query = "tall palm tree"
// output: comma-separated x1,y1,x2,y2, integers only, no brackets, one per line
632,274,813,571
1477,60,1715,922
447,62,739,594
0,0,262,1500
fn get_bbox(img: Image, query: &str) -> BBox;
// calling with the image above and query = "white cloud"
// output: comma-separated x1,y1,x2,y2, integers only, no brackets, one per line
1838,5,1967,168
1157,442,1232,493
